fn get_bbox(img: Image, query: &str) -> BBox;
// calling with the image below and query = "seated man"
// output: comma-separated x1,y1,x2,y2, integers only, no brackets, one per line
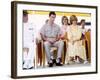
40,11,64,67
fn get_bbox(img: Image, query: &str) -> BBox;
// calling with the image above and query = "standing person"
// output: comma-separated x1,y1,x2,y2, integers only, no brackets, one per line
80,19,89,63
40,11,64,67
23,10,35,69
67,15,87,64
80,19,87,36
60,16,69,40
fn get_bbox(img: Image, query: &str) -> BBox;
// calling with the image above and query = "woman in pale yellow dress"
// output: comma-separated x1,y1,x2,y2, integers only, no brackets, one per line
66,15,87,64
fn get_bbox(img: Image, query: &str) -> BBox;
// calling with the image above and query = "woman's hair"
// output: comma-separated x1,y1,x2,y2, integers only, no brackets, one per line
70,15,78,24
61,16,68,25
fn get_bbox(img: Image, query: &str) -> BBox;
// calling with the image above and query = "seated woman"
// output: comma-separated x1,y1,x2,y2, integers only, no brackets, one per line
66,15,88,64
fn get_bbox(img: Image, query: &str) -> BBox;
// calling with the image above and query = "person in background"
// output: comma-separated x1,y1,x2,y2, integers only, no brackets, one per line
80,19,87,35
80,19,90,63
45,19,49,24
60,16,69,64
60,16,69,40
40,11,64,67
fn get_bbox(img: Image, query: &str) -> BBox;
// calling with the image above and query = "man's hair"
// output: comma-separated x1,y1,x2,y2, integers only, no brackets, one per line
49,11,56,17
23,10,28,16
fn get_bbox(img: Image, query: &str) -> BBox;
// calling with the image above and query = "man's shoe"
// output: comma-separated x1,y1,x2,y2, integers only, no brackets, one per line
52,59,56,64
56,58,63,66
56,62,63,66
48,63,53,67
28,67,33,69
48,59,54,67
23,68,27,70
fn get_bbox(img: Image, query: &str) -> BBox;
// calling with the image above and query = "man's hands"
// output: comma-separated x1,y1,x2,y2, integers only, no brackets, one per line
40,33,59,44
46,38,56,44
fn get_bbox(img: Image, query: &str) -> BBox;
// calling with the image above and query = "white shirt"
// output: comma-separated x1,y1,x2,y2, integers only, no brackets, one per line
23,22,34,43
79,26,88,35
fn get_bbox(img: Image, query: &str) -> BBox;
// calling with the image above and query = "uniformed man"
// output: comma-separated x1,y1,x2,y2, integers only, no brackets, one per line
23,10,35,69
40,11,64,67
